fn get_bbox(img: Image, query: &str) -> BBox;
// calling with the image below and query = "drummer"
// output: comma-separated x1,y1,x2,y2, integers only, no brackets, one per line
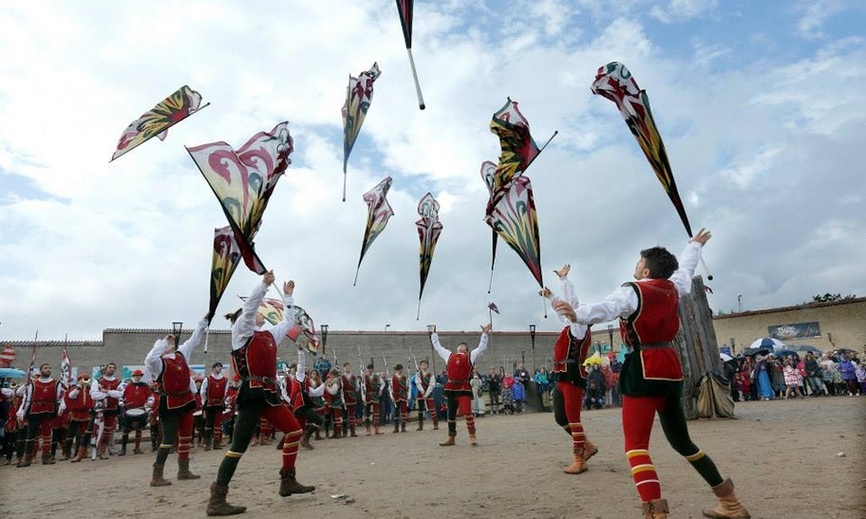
120,369,150,456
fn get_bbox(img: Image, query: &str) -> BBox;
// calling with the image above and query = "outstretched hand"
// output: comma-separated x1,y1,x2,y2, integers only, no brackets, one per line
284,280,295,297
552,300,577,322
690,228,712,246
481,323,492,334
539,287,552,299
263,270,276,286
553,264,570,279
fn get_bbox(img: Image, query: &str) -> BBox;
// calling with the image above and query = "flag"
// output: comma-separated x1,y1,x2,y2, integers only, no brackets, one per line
342,62,381,201
415,192,443,319
237,297,320,354
485,98,545,289
488,302,500,314
110,85,206,161
0,344,14,368
187,122,294,274
354,176,395,285
60,340,72,386
591,62,693,237
395,0,426,109
208,226,243,322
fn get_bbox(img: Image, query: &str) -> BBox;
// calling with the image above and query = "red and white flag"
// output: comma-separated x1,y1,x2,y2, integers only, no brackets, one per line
0,344,15,367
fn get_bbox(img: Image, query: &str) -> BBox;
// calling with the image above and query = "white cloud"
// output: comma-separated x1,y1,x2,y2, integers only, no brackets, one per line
650,0,719,23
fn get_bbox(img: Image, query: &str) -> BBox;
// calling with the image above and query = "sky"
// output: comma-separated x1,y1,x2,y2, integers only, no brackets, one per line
1,0,865,341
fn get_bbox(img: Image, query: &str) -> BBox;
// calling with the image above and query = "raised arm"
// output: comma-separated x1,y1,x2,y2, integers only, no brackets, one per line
145,336,170,381
233,274,273,349
296,348,306,383
178,316,209,362
469,324,492,365
431,332,451,363
269,280,297,344
669,229,710,295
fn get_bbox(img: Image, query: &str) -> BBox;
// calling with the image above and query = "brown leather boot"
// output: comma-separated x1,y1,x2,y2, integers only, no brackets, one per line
278,467,316,497
349,424,358,437
150,463,172,486
177,458,201,480
702,478,750,519
300,434,314,450
432,418,439,430
213,436,223,450
564,447,587,474
206,482,246,516
439,434,456,446
468,433,477,446
374,425,382,435
41,451,56,465
400,422,406,433
642,499,669,519
417,417,424,431
70,445,87,463
393,421,399,433
583,438,599,461
365,424,371,436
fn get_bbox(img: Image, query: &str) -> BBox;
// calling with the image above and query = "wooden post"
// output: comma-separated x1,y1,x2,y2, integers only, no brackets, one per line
674,276,722,420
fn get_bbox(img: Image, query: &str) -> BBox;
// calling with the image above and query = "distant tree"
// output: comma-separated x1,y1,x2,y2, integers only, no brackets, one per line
812,293,857,302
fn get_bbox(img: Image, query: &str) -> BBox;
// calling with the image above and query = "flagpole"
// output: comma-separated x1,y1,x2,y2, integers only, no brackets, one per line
525,130,559,171
406,48,426,110
700,257,714,281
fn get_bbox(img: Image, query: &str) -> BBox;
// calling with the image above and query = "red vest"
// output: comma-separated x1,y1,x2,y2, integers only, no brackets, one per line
98,377,121,411
289,377,304,413
29,379,59,415
363,374,381,404
159,353,194,409
620,279,683,382
445,352,473,392
306,379,325,409
231,331,278,391
417,372,433,398
341,373,358,405
65,384,93,421
205,375,228,407
391,374,408,401
552,327,593,386
5,400,20,432
123,382,150,409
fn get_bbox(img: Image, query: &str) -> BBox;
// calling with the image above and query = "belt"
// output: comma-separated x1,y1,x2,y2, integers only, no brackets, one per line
243,375,277,385
448,379,470,384
637,341,674,349
161,389,191,397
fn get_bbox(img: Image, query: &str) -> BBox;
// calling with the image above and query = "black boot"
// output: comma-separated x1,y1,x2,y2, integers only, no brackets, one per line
278,467,315,497
206,482,246,516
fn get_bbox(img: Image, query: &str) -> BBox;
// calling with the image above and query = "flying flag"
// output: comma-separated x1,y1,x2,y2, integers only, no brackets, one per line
187,122,293,275
354,176,395,286
415,192,443,319
487,301,500,324
590,62,692,237
208,226,243,323
0,344,15,368
110,85,207,161
60,337,72,386
485,98,552,290
237,296,320,354
342,62,381,202
395,0,425,109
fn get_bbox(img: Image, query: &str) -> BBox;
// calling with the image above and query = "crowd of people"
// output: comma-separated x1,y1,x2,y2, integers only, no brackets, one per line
725,349,865,401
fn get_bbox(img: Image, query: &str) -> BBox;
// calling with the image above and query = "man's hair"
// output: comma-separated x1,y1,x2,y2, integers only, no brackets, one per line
394,363,404,371
366,364,374,370
343,362,351,368
106,362,117,369
419,360,428,366
640,247,679,279
39,363,50,370
212,362,223,369
225,308,242,324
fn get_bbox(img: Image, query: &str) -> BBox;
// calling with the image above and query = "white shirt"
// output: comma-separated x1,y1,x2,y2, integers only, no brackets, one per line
144,318,209,380
431,333,489,365
200,372,227,401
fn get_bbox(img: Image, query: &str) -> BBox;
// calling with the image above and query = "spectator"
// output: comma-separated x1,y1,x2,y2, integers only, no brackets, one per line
819,353,838,396
512,374,526,413
755,354,774,401
782,358,804,399
838,354,858,396
601,363,619,408
802,353,824,396
500,374,514,415
533,368,552,411
584,364,605,410
514,363,531,388
470,372,484,416
856,362,866,396
769,355,785,398
739,357,753,401
486,368,502,415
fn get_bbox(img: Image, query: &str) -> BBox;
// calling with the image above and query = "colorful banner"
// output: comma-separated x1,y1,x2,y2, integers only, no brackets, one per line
768,322,821,340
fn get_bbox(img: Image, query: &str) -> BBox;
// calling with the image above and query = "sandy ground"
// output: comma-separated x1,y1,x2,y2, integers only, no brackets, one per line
1,396,864,519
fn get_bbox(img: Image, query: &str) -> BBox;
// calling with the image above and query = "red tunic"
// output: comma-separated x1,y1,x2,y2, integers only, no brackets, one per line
391,375,409,402
289,378,304,413
231,330,282,406
159,353,195,410
341,374,359,405
552,327,593,388
123,382,150,409
417,372,433,398
445,352,473,393
5,400,20,432
363,374,381,404
620,279,683,387
65,384,93,421
29,379,59,415
98,377,121,414
205,375,228,408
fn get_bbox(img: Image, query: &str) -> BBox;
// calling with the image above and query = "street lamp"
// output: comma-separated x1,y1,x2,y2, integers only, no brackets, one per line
607,325,614,354
171,321,183,349
529,324,536,372
320,324,329,355
385,324,391,332
737,294,742,313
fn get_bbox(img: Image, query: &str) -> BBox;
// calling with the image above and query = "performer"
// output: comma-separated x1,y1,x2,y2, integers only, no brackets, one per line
120,369,150,455
541,265,598,474
206,272,314,516
2,384,23,465
389,364,409,433
147,381,161,452
223,376,240,444
90,362,123,459
431,325,491,447
193,376,206,448
340,363,360,437
361,364,384,436
305,369,326,441
324,368,344,438
414,360,438,431
552,229,749,519
201,362,229,451
16,363,65,466
293,349,325,449
145,316,209,486
50,387,71,461
66,373,94,462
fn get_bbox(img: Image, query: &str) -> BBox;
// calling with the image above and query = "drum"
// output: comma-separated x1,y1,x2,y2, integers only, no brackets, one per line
124,407,148,429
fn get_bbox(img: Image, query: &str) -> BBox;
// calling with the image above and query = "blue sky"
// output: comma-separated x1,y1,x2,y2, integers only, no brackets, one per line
0,0,864,341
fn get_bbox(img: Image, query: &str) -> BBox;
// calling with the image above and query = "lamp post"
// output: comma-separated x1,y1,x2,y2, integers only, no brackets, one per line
730,337,736,355
320,324,329,355
171,321,183,349
385,324,391,332
529,324,537,373
607,325,614,354
737,294,742,313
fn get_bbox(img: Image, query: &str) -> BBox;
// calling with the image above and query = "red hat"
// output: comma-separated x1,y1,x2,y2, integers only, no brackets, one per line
132,369,144,377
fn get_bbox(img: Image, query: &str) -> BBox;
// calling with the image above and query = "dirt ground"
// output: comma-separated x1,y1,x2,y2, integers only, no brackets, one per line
1,396,864,519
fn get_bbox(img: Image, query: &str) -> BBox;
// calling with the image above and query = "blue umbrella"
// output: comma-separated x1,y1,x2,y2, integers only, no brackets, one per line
0,367,27,378
749,337,787,350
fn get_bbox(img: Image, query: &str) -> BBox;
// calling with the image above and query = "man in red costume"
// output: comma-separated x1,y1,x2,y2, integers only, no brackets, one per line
431,324,492,447
66,373,94,462
389,364,409,433
206,272,314,516
201,362,229,451
541,264,598,474
414,360,438,431
120,369,150,455
552,229,749,519
340,363,360,437
16,363,65,466
145,316,209,486
90,362,123,459
361,364,384,436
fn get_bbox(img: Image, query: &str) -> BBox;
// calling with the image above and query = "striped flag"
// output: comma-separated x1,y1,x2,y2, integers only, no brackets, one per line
0,344,14,367
61,340,72,386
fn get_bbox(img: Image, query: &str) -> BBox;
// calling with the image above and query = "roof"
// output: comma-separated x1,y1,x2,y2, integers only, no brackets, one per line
714,297,866,320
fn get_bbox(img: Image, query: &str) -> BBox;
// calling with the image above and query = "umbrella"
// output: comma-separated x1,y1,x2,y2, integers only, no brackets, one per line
583,352,603,366
793,345,822,355
742,347,771,357
773,349,796,358
720,352,733,362
749,337,787,351
0,367,27,378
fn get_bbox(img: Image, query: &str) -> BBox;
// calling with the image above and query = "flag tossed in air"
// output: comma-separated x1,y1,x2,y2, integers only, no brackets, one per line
395,0,425,109
110,85,207,161
354,176,395,286
60,339,72,386
591,62,693,237
484,98,546,289
415,192,443,319
342,62,381,201
208,226,243,323
238,296,320,354
187,122,293,275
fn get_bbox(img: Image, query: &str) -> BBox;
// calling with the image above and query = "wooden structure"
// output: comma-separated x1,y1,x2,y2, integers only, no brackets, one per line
675,276,723,419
